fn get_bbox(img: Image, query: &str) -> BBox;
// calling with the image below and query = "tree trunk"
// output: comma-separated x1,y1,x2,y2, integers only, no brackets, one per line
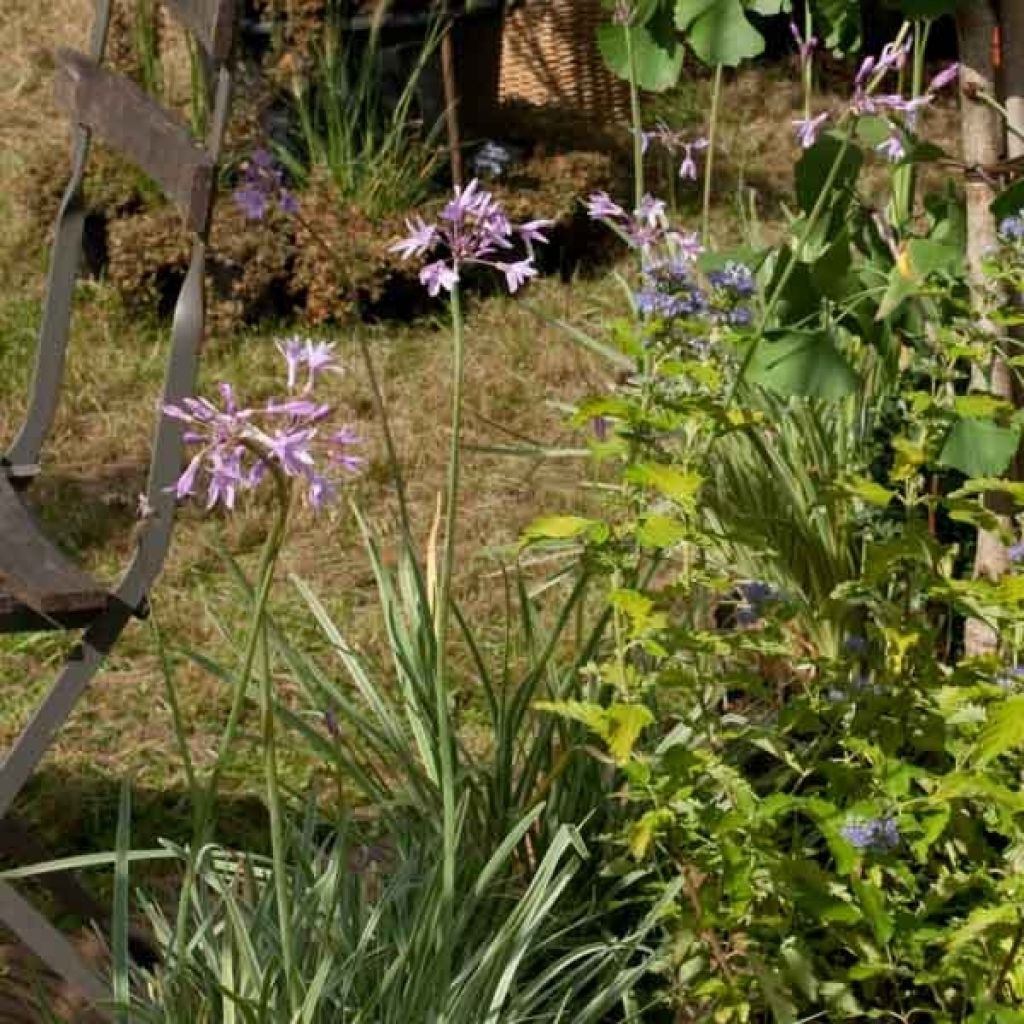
958,1,1010,657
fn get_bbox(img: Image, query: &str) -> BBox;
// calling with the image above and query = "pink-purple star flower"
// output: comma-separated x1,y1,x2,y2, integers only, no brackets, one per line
793,112,829,149
390,179,550,296
789,20,818,66
234,149,299,222
164,339,362,512
877,131,906,163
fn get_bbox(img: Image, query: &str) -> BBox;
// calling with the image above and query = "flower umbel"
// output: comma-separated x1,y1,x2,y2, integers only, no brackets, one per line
164,338,362,512
390,178,550,296
841,816,900,852
234,149,299,221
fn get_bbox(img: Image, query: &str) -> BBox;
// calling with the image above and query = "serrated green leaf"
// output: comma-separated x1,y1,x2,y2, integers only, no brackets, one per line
973,695,1024,767
946,904,1018,953
606,703,655,762
636,514,688,549
521,515,608,544
842,474,895,507
627,463,704,506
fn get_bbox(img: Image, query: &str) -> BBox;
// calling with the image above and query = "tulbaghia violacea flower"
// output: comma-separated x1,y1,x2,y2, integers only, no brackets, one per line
234,149,299,222
678,138,709,180
390,178,551,296
164,338,362,512
793,112,829,149
789,19,818,65
876,131,906,163
587,191,703,268
639,123,709,181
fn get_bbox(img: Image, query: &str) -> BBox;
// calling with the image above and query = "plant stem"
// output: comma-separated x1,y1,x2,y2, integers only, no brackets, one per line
990,917,1024,999
258,537,300,1015
702,65,724,245
172,457,292,962
727,134,853,405
434,282,464,939
624,23,644,209
802,3,814,120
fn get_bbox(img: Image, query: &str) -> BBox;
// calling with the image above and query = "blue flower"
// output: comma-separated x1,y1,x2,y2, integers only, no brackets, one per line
707,261,756,298
841,816,900,852
844,634,868,655
1000,213,1024,241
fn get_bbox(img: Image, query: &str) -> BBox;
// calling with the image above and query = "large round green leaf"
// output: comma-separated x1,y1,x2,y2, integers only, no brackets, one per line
597,5,684,92
939,419,1022,479
745,329,859,400
676,0,765,66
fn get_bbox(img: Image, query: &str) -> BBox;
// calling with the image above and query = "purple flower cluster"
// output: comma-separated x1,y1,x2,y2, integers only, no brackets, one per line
634,259,708,320
789,20,818,67
640,122,709,181
841,816,900,852
391,179,550,296
586,192,703,266
234,149,299,221
999,213,1024,243
790,30,959,154
735,580,782,626
164,337,363,512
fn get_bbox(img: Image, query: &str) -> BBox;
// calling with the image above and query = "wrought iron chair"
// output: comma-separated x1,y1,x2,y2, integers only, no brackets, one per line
0,0,234,1008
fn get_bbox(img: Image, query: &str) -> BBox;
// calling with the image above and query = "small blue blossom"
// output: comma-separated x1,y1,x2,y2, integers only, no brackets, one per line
844,634,868,655
707,261,756,298
1009,539,1024,562
734,580,782,627
999,213,1024,241
841,816,900,852
997,665,1024,691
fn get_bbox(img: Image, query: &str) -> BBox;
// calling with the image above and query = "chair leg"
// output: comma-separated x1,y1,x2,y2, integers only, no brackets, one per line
0,880,110,1017
0,602,132,1005
0,602,132,822
0,815,105,925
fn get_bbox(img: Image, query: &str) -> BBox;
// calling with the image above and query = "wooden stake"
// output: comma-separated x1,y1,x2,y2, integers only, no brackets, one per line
441,12,463,187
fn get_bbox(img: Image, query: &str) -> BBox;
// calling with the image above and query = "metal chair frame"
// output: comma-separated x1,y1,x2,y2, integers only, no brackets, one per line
0,0,234,1009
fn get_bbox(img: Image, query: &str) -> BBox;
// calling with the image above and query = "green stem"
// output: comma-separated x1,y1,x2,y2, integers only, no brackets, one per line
892,20,929,227
172,456,292,963
624,23,644,209
702,65,724,245
434,282,464,934
727,133,854,405
258,532,300,1015
802,4,813,120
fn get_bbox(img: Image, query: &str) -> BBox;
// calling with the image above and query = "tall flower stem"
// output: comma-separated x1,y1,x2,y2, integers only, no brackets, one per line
624,22,645,209
172,455,292,963
892,19,929,226
702,65,724,245
258,517,300,1015
434,282,464,933
727,135,853,404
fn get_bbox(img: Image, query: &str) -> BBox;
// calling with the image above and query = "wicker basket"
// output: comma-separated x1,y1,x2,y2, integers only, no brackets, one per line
497,0,629,122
